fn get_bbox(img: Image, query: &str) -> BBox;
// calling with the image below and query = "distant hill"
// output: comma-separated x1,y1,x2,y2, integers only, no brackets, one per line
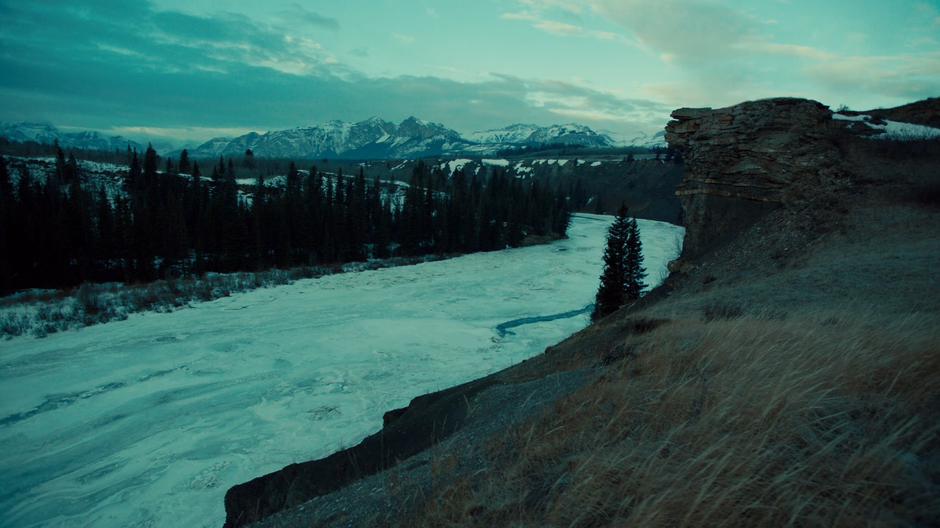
0,122,142,152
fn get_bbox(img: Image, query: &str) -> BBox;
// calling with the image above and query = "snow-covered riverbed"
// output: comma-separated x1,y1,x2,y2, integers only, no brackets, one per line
0,214,684,528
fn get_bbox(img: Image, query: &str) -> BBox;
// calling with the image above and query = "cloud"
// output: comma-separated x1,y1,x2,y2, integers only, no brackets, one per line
501,4,625,43
491,73,672,128
501,11,539,22
533,20,583,36
582,0,940,108
519,0,585,15
0,0,349,84
805,53,940,101
286,4,340,30
0,0,673,143
591,0,757,62
391,33,416,44
106,125,261,142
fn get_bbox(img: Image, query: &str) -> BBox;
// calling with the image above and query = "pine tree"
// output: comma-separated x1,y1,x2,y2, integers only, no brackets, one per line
54,141,66,182
0,153,9,191
95,187,114,260
178,149,191,174
65,153,80,183
624,216,647,301
143,144,158,188
0,155,11,292
128,150,142,190
593,204,630,320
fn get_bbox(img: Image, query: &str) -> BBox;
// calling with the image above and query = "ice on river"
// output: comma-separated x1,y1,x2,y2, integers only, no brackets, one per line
0,214,684,528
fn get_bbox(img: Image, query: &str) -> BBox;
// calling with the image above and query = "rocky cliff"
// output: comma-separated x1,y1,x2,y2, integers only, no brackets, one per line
664,98,848,258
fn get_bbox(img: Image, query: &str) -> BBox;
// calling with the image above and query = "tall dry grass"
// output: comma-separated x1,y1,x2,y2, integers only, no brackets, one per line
409,309,940,527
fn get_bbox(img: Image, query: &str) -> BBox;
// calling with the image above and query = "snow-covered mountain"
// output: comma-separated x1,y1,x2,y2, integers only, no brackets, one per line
2,118,629,160
183,118,619,159
469,123,614,148
0,122,142,152
625,130,668,149
182,117,466,160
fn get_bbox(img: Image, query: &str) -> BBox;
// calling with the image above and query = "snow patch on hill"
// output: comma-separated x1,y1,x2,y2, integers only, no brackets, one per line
832,113,940,140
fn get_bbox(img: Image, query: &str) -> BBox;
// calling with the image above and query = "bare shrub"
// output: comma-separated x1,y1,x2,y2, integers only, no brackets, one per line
0,312,29,337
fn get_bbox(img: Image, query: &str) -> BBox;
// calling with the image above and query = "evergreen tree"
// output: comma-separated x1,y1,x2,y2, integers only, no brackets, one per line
178,149,191,174
65,152,80,183
593,204,630,320
95,187,114,260
54,141,66,182
624,216,647,301
0,154,11,200
0,155,11,291
143,144,158,188
592,205,647,319
128,150,142,190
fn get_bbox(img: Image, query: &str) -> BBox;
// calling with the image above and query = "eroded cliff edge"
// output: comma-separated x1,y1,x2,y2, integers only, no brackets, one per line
664,98,847,258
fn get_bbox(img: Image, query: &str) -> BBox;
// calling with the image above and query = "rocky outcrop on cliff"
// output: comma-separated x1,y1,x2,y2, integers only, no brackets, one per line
665,98,848,258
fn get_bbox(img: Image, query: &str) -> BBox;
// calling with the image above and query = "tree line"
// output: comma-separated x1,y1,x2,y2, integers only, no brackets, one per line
0,146,571,293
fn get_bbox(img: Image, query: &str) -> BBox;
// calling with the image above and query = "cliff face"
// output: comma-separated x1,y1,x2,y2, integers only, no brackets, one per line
665,98,846,258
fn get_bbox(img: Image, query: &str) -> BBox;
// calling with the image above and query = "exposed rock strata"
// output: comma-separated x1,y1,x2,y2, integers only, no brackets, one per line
665,98,847,258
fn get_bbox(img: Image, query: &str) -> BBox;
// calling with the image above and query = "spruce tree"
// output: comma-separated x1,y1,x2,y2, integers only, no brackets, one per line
54,141,66,182
593,204,630,320
624,216,647,301
0,154,11,202
143,144,158,188
0,155,10,292
178,149,191,174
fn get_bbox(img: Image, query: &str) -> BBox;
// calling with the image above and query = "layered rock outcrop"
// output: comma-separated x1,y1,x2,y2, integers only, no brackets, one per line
665,98,846,258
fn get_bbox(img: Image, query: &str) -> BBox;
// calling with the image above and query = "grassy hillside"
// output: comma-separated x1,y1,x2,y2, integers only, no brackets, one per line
396,182,940,527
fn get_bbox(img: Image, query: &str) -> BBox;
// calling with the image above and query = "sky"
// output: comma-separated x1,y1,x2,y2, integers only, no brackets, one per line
0,0,938,146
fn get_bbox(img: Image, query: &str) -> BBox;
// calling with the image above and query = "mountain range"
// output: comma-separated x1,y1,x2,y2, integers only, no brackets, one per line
0,118,663,160
0,122,143,152
179,118,621,159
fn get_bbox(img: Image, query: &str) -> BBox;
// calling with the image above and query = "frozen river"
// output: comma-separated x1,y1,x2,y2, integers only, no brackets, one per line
0,214,684,527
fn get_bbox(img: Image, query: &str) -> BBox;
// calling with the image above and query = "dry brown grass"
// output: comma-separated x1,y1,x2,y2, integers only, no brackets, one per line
406,309,940,527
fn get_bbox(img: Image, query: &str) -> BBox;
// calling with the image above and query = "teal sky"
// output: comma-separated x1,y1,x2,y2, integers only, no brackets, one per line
1,0,938,145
